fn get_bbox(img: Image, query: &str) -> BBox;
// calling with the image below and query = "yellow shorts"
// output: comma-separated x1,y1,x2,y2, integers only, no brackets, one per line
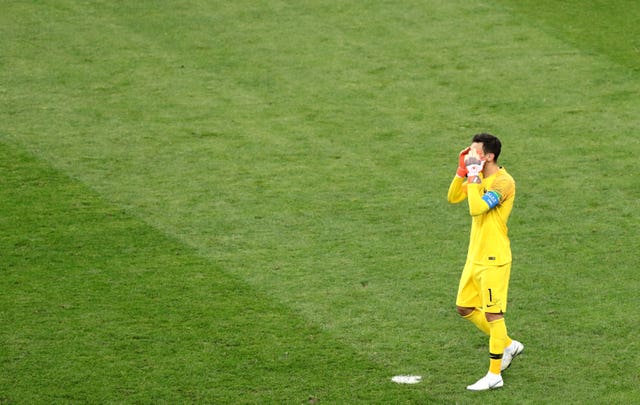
456,261,511,313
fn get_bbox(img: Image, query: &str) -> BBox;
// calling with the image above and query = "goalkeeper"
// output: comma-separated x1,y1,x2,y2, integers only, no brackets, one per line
447,133,524,391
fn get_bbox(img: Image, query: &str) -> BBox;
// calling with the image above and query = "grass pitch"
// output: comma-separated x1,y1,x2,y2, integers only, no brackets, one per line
1,1,639,403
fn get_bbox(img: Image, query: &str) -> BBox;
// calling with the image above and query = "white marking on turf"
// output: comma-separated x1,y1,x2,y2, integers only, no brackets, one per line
391,375,422,384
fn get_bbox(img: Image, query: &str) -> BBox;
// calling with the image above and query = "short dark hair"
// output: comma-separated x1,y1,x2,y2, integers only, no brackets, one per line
472,133,501,162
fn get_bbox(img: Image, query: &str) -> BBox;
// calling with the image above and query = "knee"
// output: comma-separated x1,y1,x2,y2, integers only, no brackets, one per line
456,306,474,317
485,312,504,322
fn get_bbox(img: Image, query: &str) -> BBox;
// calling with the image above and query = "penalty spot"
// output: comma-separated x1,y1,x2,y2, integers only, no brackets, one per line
391,375,422,384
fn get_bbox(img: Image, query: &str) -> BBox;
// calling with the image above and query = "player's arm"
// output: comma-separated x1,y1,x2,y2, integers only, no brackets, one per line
467,183,501,216
447,176,467,203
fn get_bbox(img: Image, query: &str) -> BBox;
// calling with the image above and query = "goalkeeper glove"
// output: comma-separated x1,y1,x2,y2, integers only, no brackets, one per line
464,148,485,183
457,147,471,177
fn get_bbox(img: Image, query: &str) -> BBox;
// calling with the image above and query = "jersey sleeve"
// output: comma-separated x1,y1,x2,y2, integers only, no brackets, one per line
467,183,489,216
468,174,515,216
447,176,467,204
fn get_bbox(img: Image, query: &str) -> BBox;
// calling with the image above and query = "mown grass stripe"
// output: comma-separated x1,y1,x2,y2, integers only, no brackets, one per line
0,141,435,403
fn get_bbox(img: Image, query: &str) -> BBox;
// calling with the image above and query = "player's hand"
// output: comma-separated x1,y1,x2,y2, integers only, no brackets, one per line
457,147,471,177
464,148,485,183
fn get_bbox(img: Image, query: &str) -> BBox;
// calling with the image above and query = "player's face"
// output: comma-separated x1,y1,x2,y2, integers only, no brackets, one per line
470,141,495,162
470,142,484,156
471,142,494,162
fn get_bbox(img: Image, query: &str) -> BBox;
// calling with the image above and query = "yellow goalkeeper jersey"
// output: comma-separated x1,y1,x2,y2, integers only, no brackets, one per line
447,167,515,266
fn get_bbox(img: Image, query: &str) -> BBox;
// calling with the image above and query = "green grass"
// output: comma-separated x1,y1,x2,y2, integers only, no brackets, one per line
1,0,639,403
0,142,428,403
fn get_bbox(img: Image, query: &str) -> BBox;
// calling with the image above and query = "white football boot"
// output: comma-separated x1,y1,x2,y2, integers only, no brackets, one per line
501,340,524,371
466,372,504,391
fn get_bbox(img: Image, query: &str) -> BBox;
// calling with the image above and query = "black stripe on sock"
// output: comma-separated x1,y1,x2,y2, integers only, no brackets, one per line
489,352,503,360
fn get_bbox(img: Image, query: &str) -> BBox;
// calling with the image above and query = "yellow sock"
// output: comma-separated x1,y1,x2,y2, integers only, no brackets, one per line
463,309,490,335
505,336,513,348
489,318,508,374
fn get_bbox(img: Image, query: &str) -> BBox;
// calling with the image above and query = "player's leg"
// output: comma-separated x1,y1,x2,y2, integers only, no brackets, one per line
480,263,524,371
486,313,508,375
467,264,513,391
482,264,511,376
457,306,490,334
455,261,489,333
467,312,507,390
